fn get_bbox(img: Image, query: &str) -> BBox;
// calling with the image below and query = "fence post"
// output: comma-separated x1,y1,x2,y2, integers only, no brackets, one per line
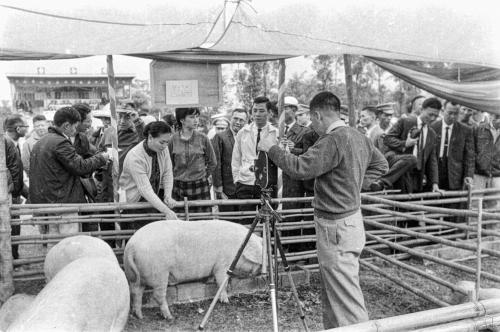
0,114,14,303
466,181,473,240
475,197,483,301
184,197,189,221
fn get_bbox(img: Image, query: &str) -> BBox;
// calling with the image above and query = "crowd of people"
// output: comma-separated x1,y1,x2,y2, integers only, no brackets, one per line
3,90,499,328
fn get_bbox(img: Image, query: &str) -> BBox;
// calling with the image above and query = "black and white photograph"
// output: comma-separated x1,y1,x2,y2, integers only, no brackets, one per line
0,0,499,330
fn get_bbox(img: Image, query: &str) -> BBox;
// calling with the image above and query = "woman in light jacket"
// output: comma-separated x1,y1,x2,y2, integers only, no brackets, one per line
120,121,177,228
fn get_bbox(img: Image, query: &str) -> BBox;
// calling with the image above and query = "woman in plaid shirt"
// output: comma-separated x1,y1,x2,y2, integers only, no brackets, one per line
168,108,217,214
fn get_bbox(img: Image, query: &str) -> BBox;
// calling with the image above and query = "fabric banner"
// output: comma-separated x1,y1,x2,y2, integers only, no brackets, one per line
368,57,500,114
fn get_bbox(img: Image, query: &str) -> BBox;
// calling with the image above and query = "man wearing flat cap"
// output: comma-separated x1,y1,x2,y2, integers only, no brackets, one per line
372,103,394,153
280,96,311,227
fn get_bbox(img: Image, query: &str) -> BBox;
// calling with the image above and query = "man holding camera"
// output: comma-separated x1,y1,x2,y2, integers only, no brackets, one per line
371,97,442,193
232,96,279,223
259,92,388,328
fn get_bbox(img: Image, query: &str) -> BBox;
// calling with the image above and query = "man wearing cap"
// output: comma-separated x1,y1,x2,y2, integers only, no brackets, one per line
116,106,145,173
372,103,394,153
280,96,311,225
296,104,312,127
298,104,320,204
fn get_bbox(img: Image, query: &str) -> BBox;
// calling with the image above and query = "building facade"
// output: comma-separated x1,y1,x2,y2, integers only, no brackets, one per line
7,69,134,113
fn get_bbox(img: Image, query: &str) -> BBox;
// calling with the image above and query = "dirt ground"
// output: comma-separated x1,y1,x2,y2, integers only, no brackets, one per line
12,225,500,331
15,256,500,332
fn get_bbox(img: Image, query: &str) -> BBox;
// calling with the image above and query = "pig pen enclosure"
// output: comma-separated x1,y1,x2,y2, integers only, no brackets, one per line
5,187,500,331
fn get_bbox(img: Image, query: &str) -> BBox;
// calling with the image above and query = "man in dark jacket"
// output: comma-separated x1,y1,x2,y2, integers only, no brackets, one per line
29,107,109,234
372,97,441,193
472,113,500,216
280,97,311,220
4,136,23,259
431,101,474,190
72,103,95,159
212,108,248,212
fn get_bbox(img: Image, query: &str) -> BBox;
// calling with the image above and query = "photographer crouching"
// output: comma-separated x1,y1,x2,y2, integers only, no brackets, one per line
258,92,388,329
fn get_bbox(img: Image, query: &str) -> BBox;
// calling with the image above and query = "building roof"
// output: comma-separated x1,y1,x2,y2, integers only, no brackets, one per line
6,73,134,79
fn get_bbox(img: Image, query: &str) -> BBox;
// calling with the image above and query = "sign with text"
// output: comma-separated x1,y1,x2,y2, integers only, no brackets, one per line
151,61,222,108
165,80,199,105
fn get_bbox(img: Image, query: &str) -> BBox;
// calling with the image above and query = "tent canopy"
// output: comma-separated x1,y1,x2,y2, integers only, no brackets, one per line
1,0,499,112
1,0,499,66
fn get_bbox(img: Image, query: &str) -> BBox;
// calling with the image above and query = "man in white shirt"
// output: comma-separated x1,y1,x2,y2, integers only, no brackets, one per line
430,101,474,190
232,96,278,222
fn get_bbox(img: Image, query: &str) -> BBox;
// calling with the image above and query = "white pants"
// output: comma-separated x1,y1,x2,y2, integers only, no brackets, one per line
472,174,500,211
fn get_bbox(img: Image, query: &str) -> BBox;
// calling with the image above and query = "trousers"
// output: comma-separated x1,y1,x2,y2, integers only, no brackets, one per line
314,210,369,328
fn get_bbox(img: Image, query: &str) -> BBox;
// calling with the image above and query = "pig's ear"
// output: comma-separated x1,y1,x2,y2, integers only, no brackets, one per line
242,238,262,265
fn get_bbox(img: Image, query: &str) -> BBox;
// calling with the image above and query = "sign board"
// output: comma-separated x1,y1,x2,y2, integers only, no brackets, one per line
151,61,222,108
165,80,199,105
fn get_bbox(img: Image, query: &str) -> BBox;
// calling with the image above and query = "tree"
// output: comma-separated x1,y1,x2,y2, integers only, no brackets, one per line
312,55,335,91
232,61,279,108
285,72,317,104
130,79,151,111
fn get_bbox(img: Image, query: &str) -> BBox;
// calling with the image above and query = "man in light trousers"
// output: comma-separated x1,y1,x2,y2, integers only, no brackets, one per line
259,91,388,328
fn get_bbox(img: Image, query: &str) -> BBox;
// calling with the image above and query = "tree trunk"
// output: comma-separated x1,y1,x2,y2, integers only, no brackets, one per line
343,54,356,127
106,55,120,203
277,59,286,118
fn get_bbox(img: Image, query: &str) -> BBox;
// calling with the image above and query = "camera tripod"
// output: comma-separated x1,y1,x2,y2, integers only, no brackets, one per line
198,188,309,332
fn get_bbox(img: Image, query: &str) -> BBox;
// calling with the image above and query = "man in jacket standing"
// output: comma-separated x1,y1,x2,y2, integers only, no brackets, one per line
431,101,474,191
212,108,248,212
472,113,500,222
30,107,109,235
259,92,388,329
232,96,279,223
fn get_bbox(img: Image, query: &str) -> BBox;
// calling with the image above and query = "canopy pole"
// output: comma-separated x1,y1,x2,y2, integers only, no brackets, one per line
106,55,120,203
0,112,14,304
343,54,356,127
277,59,286,118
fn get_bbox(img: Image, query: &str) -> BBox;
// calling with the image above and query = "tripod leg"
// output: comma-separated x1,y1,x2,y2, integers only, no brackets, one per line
274,231,309,332
198,276,229,330
198,215,262,330
265,215,279,332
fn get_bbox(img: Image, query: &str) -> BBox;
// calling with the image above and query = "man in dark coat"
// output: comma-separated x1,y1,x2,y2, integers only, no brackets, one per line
29,107,109,233
212,108,248,212
4,136,23,259
279,97,311,219
431,101,474,190
373,97,441,193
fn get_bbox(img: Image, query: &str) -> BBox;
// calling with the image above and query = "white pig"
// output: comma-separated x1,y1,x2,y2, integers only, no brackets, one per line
8,257,130,332
44,235,118,281
452,280,500,304
0,294,35,331
124,219,262,320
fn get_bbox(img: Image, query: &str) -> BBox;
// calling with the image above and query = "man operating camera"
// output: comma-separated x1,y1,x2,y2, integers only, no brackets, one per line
258,92,388,329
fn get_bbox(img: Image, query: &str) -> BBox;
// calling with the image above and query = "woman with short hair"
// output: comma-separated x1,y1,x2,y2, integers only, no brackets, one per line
168,108,217,214
119,121,177,226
